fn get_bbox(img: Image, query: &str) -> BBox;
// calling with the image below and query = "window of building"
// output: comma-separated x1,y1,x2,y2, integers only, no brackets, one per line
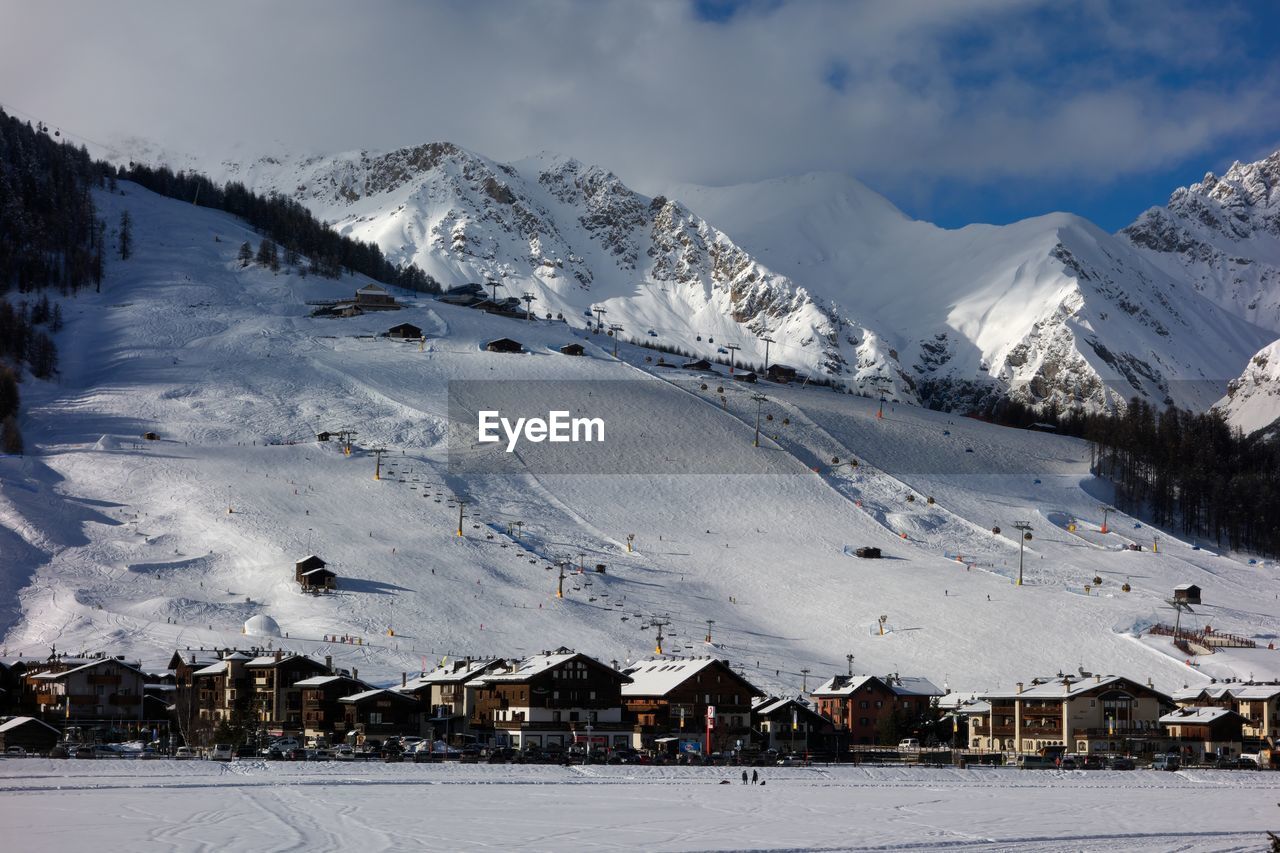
369,712,383,724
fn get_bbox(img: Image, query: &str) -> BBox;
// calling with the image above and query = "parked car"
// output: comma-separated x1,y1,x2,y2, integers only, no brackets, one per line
1151,754,1181,771
1106,756,1135,771
235,746,257,759
210,743,234,762
898,738,920,751
1215,756,1242,769
139,748,162,760
308,748,333,761
284,747,307,761
332,746,355,761
175,746,195,760
1015,754,1055,769
4,746,27,758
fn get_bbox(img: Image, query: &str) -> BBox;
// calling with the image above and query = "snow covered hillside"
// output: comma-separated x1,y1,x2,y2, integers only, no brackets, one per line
1123,150,1280,334
201,145,913,401
4,181,1280,698
669,173,1273,413
115,139,1280,415
1216,339,1280,435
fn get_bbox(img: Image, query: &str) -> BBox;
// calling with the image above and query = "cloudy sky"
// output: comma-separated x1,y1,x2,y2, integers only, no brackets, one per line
2,0,1277,230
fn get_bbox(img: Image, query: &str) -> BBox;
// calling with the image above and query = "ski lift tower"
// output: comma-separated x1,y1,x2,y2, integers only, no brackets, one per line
609,324,624,357
1099,504,1116,535
369,448,390,480
751,394,768,447
448,494,469,537
649,615,671,655
1013,521,1034,585
1165,597,1195,642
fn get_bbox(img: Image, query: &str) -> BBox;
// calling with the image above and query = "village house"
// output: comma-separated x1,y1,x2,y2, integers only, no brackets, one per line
765,363,798,383
1173,682,1280,748
385,322,422,339
185,651,255,744
26,655,148,723
339,688,422,743
752,695,836,754
620,656,764,754
485,337,523,354
354,282,398,309
295,555,336,592
469,649,632,752
1160,706,1247,763
245,652,331,738
0,716,61,754
297,670,369,743
811,673,944,747
973,673,1172,755
559,343,585,356
396,658,506,746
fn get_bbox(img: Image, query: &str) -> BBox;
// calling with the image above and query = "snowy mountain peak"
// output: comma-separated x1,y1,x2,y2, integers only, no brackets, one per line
1122,149,1280,335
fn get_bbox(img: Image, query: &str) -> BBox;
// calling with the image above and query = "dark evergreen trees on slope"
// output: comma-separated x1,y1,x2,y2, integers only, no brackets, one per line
119,210,133,260
117,161,441,295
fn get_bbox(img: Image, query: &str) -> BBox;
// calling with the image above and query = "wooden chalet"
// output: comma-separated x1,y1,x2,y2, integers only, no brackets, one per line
765,363,798,383
354,283,398,309
245,652,331,736
681,359,713,371
0,716,60,754
485,338,523,354
297,672,371,742
295,555,336,591
734,371,758,383
753,696,836,754
386,322,422,339
1160,706,1248,763
397,658,507,746
621,656,764,753
469,648,632,752
1173,583,1201,605
559,343,585,356
339,688,422,741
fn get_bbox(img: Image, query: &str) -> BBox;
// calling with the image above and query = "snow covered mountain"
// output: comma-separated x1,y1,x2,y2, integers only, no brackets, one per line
1217,338,1280,435
202,145,913,400
669,174,1272,413
1123,150,1280,334
109,139,1280,416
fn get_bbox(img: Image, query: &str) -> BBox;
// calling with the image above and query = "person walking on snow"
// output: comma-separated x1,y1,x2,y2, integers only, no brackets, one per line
742,770,748,784
752,770,759,784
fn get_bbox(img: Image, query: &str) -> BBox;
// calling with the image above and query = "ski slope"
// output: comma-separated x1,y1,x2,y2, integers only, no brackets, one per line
3,181,1280,696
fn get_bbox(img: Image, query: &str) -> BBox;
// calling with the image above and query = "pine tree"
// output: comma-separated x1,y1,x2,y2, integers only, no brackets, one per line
0,367,18,421
119,210,133,260
1,415,22,455
238,241,253,267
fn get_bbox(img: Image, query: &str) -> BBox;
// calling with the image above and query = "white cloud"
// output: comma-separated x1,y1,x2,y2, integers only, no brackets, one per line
1,0,1275,211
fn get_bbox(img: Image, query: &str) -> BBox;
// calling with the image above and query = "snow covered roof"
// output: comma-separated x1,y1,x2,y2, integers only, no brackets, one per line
293,674,365,689
812,674,943,698
621,658,723,697
338,688,418,704
1160,706,1242,725
398,659,502,691
0,716,60,734
192,661,227,677
357,283,388,294
35,657,146,681
300,567,334,576
983,675,1168,701
245,654,312,668
1224,684,1280,700
752,696,815,716
470,650,625,686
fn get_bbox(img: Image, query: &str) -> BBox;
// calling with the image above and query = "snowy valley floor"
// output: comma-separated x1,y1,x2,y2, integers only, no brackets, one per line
2,760,1279,852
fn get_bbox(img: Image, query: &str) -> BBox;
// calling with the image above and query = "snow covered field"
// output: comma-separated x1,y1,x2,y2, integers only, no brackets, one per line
2,759,1278,852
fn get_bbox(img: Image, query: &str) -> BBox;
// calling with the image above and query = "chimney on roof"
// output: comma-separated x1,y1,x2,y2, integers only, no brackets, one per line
1095,674,1101,684
274,649,282,662
402,672,407,687
325,655,332,673
353,668,358,680
1016,682,1024,694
